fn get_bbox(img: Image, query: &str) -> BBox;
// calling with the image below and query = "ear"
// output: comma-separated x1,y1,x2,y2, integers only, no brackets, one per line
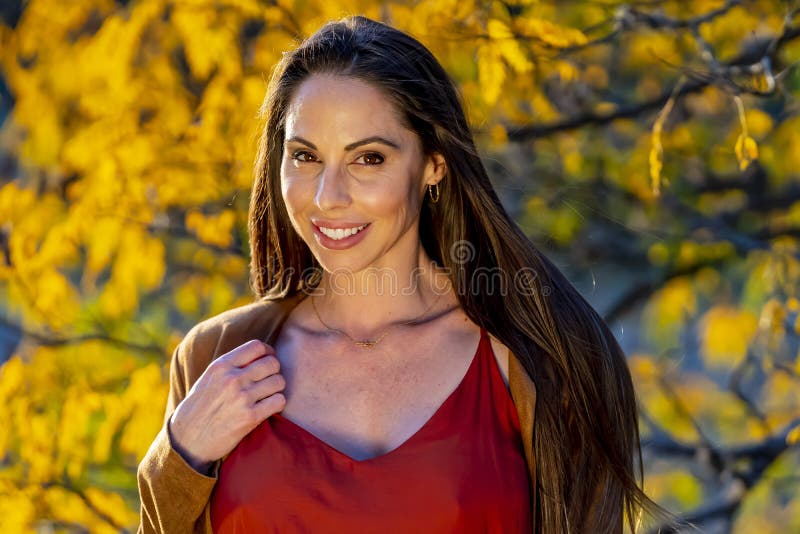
422,152,447,187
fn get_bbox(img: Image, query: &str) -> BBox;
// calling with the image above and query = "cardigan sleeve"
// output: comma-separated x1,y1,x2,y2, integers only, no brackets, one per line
136,330,221,534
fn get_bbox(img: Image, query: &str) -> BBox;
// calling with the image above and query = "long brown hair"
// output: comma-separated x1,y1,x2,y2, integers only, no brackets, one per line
248,15,676,533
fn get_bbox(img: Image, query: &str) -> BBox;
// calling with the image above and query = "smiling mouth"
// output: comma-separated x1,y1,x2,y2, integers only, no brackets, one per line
316,223,369,240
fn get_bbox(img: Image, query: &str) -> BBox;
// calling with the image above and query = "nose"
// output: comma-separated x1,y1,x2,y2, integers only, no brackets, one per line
314,163,352,211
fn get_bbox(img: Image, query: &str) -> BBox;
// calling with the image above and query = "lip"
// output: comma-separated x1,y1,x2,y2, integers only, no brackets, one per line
312,221,371,250
311,219,370,229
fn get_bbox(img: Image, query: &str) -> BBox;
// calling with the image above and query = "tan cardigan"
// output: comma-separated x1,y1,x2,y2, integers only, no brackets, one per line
137,292,538,533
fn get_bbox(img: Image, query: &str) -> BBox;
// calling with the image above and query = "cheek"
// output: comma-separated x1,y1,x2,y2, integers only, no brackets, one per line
361,175,421,224
280,164,311,214
280,166,314,239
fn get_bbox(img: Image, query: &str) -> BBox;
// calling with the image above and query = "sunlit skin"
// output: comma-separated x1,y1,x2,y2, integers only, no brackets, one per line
280,73,451,337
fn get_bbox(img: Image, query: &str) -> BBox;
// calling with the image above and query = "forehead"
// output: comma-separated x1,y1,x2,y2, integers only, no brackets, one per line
284,74,410,138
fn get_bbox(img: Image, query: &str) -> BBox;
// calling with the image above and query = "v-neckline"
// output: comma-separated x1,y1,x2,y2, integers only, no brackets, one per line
270,327,487,465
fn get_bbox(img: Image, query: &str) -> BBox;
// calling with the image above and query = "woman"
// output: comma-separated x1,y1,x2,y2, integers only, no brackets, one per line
138,15,671,533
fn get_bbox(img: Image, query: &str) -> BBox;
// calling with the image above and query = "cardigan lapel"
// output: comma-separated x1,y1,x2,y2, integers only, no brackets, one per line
509,348,538,527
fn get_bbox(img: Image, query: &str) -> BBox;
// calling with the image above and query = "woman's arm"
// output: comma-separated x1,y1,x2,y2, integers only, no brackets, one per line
136,333,220,534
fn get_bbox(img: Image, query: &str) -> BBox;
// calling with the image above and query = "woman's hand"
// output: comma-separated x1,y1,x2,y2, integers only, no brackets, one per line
168,340,287,474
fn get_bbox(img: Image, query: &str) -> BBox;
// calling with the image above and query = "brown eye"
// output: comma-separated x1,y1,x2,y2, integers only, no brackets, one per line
357,152,384,165
291,150,318,163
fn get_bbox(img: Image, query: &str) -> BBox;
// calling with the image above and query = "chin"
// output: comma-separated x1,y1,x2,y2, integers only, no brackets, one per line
313,254,372,276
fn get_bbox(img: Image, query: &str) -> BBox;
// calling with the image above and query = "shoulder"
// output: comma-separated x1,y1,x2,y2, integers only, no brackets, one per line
184,299,279,345
175,295,302,383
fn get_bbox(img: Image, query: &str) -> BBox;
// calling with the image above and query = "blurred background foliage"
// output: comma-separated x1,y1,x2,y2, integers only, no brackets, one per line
0,0,799,532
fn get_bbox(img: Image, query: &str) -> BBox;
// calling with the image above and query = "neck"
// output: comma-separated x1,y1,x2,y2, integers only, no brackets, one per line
311,245,453,339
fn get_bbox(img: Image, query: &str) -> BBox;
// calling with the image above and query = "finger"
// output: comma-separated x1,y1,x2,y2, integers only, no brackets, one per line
242,355,281,382
252,392,287,423
219,339,275,368
246,373,286,404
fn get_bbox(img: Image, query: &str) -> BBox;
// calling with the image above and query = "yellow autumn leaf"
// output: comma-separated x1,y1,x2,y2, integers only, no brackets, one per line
624,32,681,70
185,210,237,248
629,355,660,382
758,298,787,335
529,89,560,122
24,415,57,483
92,393,127,465
554,60,580,82
735,133,759,170
175,277,201,314
42,484,129,534
85,217,123,274
56,386,94,480
487,19,533,74
788,425,800,446
120,363,169,461
647,242,670,266
649,80,681,196
761,372,800,427
0,482,37,533
477,43,505,106
515,16,587,48
732,95,760,171
563,150,582,176
649,138,663,197
644,469,703,508
0,355,25,398
745,108,773,137
0,182,37,223
99,271,138,318
208,274,236,316
700,306,758,368
643,277,698,349
84,487,140,530
172,6,240,80
31,268,80,328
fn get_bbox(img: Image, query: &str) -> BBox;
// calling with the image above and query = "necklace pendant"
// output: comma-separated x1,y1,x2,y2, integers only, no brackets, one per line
355,340,378,349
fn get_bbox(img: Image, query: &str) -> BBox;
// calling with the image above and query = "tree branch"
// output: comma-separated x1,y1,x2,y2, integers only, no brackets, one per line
505,17,800,140
0,314,164,355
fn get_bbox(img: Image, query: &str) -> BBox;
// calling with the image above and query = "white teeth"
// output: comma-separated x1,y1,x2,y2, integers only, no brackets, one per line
319,224,367,240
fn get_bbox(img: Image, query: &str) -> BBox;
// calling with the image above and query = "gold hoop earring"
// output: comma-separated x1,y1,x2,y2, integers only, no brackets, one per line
428,183,440,203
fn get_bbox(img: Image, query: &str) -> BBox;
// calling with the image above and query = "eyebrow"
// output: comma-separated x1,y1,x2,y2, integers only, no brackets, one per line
285,135,400,151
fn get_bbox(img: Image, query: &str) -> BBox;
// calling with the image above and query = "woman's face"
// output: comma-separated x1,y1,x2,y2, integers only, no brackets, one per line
280,73,445,275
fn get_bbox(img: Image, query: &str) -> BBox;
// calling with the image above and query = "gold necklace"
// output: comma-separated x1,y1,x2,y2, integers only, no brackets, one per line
310,291,446,349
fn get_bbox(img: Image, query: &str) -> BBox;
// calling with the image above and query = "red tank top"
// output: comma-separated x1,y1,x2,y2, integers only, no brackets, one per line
210,327,532,533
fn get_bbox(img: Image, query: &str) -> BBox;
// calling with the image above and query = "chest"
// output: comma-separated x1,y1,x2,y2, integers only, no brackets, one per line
211,325,531,532
271,323,508,461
